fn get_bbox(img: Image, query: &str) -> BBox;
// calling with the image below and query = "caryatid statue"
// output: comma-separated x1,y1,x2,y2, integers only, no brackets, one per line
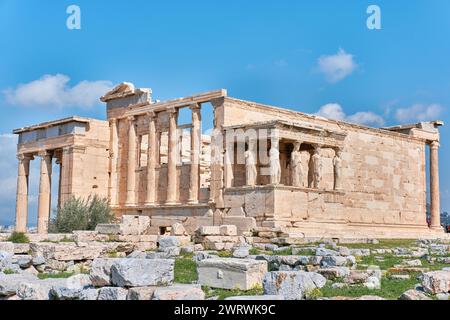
269,143,281,185
333,149,343,190
291,142,303,187
312,146,322,189
245,145,257,187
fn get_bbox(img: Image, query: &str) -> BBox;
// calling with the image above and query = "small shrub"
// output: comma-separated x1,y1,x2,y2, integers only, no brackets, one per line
3,268,15,275
49,195,115,233
8,231,30,243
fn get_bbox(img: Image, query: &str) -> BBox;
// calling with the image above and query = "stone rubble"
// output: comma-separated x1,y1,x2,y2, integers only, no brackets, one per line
1,225,449,300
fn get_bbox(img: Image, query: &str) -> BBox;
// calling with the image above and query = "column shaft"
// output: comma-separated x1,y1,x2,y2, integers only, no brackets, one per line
166,108,178,204
429,141,442,229
146,112,157,205
125,116,137,206
188,104,201,204
109,119,119,206
37,151,52,234
15,155,31,232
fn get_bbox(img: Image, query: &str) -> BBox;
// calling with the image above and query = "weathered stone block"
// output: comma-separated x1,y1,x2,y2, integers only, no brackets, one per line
263,271,326,300
127,286,157,300
96,224,121,235
111,258,174,287
90,258,116,287
197,258,267,290
152,284,205,300
220,225,237,236
97,287,128,300
422,271,450,294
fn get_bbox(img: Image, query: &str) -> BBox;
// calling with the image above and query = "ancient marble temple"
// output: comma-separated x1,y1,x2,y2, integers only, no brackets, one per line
13,83,445,238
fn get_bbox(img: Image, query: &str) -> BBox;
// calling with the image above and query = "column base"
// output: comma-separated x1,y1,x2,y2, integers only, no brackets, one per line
165,201,179,206
124,203,137,208
144,202,156,207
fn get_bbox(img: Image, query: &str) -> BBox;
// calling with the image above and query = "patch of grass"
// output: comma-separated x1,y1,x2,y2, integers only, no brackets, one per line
217,251,233,258
419,258,449,271
249,247,262,255
343,239,417,250
3,268,15,275
202,285,264,300
37,272,75,280
174,257,198,284
7,232,29,244
271,247,292,256
356,254,403,270
107,251,119,258
318,274,421,300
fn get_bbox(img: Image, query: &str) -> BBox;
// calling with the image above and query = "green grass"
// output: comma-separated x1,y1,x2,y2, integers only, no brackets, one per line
419,258,449,271
271,247,292,256
249,247,262,255
202,286,264,300
37,272,75,280
318,274,422,300
343,239,417,250
7,232,30,244
174,257,198,284
217,251,233,258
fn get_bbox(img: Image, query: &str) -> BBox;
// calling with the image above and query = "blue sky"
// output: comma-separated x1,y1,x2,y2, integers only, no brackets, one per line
0,0,449,226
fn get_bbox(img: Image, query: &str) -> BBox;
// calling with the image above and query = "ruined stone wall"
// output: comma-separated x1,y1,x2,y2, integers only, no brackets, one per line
68,119,110,201
221,98,427,228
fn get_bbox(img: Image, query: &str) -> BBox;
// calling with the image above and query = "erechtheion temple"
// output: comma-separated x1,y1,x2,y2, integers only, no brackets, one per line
12,83,445,238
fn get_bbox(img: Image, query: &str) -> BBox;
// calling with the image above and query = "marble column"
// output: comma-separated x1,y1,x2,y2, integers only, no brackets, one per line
37,151,52,234
188,104,201,204
109,119,119,206
125,116,137,206
166,107,178,204
145,112,157,205
429,141,442,230
15,154,32,233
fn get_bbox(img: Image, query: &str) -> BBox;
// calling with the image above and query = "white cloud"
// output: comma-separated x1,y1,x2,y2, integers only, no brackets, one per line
3,74,113,109
317,48,357,83
395,103,443,123
315,103,384,127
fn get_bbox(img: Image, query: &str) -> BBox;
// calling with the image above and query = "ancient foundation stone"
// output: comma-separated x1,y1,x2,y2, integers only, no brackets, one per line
422,271,450,294
152,284,205,300
110,258,174,287
263,271,326,300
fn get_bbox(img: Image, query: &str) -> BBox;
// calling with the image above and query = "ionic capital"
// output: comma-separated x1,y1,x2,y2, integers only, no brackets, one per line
38,150,52,158
189,103,201,111
430,141,440,150
167,107,178,115
146,111,157,119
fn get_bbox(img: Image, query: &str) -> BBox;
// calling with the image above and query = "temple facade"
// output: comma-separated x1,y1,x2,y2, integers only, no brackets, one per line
12,83,445,238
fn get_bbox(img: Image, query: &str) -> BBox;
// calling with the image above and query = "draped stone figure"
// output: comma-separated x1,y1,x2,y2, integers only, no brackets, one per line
312,146,322,189
291,142,303,187
270,146,281,185
333,149,343,190
245,149,257,186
